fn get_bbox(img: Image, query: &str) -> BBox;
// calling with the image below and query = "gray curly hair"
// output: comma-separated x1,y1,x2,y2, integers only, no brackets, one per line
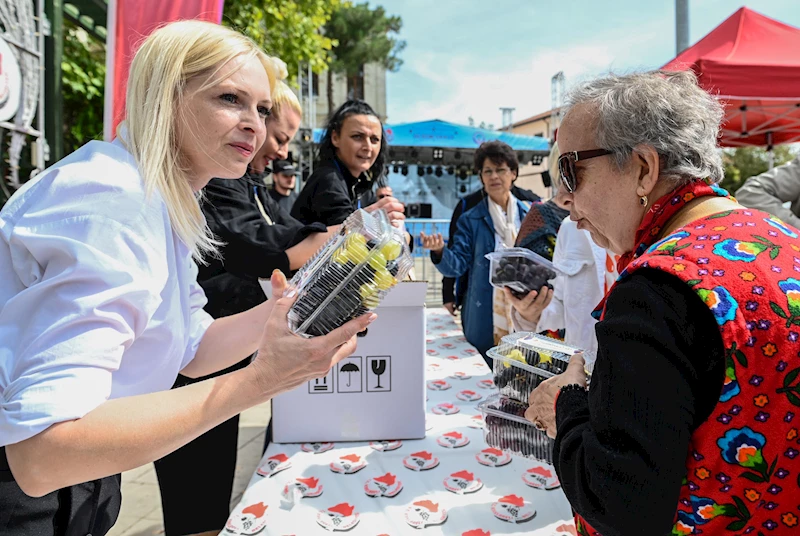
565,70,725,185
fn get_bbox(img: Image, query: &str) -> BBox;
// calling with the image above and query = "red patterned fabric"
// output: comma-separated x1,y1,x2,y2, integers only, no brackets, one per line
580,180,800,535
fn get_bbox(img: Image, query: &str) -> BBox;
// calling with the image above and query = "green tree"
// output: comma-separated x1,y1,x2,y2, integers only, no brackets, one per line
222,0,343,83
721,146,798,194
61,22,106,153
324,2,404,114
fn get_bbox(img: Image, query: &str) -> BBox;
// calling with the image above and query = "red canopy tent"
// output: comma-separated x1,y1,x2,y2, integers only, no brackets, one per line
662,7,800,148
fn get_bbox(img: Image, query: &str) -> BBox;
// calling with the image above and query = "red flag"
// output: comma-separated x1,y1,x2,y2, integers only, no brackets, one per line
104,0,224,140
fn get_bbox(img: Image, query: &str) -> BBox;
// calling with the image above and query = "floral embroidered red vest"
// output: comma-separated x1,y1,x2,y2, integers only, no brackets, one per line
578,181,800,536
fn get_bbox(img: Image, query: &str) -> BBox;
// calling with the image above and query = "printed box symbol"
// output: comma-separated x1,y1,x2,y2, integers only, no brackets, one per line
366,355,391,393
337,356,363,393
309,368,334,394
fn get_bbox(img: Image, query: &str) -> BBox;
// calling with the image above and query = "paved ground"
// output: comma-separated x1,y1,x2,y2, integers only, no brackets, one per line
107,401,271,536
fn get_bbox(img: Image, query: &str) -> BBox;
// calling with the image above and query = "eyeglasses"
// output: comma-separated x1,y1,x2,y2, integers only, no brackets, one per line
557,149,614,193
480,168,512,178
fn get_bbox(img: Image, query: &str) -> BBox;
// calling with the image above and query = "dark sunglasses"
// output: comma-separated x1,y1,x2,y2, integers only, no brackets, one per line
557,149,614,193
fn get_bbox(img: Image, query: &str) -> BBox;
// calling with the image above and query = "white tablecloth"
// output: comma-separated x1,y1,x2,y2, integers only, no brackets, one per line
224,309,577,535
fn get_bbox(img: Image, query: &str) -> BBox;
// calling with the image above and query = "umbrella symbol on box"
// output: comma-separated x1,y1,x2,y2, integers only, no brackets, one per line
340,362,360,387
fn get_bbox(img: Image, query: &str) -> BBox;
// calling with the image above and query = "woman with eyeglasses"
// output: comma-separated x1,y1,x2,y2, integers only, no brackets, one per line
420,141,532,359
524,71,799,536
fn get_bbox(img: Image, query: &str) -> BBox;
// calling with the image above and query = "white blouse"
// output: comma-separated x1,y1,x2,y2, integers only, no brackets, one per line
512,217,618,371
0,139,214,447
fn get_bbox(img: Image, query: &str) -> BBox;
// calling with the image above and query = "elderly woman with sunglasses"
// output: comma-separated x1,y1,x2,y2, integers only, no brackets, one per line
525,71,799,536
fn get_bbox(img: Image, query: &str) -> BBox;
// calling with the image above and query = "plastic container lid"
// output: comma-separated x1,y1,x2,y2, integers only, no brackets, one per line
487,332,578,403
285,209,414,337
478,393,554,463
485,247,560,297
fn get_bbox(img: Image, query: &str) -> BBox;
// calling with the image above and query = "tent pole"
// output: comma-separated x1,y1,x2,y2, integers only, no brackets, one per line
767,131,774,170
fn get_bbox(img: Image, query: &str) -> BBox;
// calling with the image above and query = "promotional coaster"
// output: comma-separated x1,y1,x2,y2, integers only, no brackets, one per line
443,470,483,495
256,453,292,477
225,502,269,535
476,447,512,467
437,431,470,448
281,476,323,501
405,499,448,529
427,379,451,391
456,389,482,402
329,454,367,474
403,450,440,471
301,442,334,454
522,465,561,490
491,495,536,524
316,503,360,532
364,472,403,498
369,440,402,452
449,371,472,380
432,402,460,415
476,379,496,389
468,414,485,429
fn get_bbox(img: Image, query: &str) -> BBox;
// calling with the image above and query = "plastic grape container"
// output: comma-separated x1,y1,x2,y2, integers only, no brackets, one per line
485,247,560,298
285,209,413,337
479,393,554,463
487,332,578,403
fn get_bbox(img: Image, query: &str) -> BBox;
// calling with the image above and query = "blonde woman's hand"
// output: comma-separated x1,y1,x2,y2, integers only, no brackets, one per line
419,231,445,254
525,353,586,439
505,286,553,325
250,272,376,397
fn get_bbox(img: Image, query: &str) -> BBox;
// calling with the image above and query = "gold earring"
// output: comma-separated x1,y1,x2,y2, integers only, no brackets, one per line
639,195,648,206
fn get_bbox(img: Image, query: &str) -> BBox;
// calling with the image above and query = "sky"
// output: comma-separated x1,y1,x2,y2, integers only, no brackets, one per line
375,0,800,127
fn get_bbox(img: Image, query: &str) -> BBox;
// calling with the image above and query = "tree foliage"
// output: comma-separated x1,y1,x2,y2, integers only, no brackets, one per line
721,145,798,193
324,2,404,104
222,0,343,82
61,22,106,153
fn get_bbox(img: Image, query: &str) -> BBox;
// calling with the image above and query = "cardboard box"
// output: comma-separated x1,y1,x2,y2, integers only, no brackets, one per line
271,281,428,443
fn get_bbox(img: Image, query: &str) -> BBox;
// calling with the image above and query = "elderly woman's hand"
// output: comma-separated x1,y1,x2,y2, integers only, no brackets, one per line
505,286,553,325
250,272,376,396
419,231,445,254
525,353,586,439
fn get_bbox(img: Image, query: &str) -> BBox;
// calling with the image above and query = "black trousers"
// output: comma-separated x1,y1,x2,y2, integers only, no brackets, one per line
153,357,251,536
1,447,121,536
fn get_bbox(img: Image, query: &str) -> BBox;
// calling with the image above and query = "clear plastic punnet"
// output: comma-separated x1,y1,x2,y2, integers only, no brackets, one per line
487,332,579,403
485,247,560,298
479,393,554,463
285,209,414,337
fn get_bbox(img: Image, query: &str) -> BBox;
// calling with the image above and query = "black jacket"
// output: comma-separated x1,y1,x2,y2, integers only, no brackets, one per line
291,159,377,226
199,176,326,318
442,186,541,306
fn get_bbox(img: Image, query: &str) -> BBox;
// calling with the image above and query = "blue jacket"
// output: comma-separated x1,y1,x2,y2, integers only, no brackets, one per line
433,197,530,355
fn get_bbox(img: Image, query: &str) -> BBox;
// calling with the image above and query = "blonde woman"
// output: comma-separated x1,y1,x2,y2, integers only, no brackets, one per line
0,21,372,535
154,67,335,536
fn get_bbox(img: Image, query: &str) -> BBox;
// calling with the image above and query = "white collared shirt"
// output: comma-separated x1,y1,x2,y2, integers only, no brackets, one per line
0,140,213,447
